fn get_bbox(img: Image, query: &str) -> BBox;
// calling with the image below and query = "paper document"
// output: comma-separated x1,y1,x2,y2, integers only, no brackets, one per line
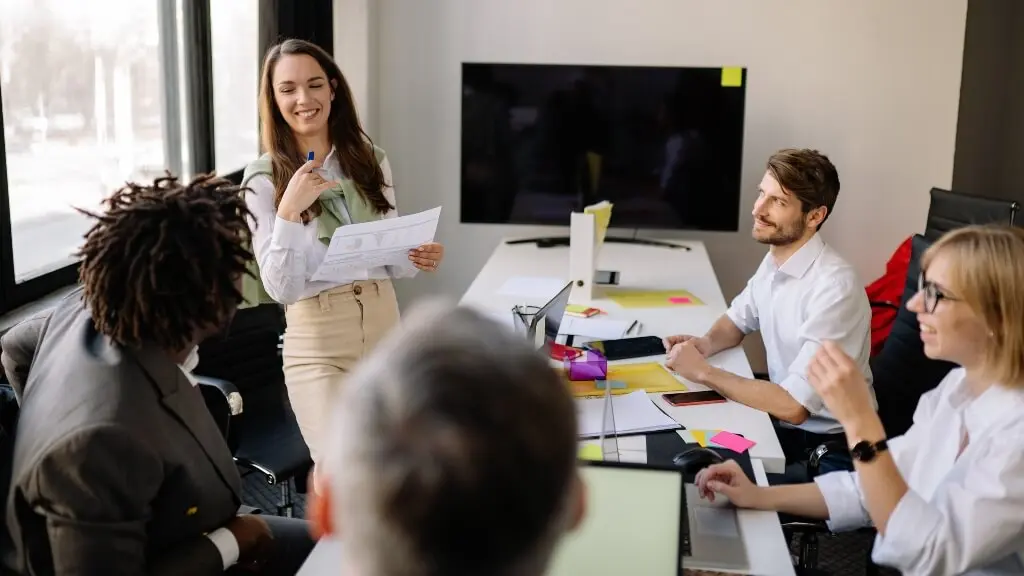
496,276,566,300
577,390,680,438
560,317,632,339
311,207,441,282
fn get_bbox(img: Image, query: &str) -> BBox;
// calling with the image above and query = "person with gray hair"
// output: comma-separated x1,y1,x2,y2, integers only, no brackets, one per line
308,300,586,576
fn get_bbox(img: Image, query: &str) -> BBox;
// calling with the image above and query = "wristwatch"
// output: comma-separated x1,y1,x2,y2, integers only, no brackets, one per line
849,438,889,463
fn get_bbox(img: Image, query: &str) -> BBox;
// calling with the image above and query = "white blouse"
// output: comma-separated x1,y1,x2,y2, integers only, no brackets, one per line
244,149,415,305
815,368,1024,575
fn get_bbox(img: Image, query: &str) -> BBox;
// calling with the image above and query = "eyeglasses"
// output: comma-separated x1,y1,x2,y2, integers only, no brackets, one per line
918,272,960,313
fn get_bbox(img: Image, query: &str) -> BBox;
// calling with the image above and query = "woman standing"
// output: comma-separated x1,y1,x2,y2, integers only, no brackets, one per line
242,39,444,465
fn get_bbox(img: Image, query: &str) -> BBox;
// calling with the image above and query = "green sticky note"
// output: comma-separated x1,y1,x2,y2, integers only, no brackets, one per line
578,444,603,461
721,67,743,87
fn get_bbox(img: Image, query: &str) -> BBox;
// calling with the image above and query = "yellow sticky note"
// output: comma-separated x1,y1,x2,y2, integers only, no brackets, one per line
721,67,743,87
692,430,708,447
578,444,603,461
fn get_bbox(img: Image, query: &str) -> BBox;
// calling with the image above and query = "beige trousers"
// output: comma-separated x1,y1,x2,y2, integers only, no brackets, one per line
282,279,400,464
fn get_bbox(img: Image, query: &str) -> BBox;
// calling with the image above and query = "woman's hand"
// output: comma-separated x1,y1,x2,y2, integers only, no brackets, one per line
695,460,763,508
277,159,339,222
807,341,878,433
409,242,444,272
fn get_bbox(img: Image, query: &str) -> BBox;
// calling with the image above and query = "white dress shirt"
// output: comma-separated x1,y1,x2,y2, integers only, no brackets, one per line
816,368,1024,575
244,149,416,305
725,233,873,433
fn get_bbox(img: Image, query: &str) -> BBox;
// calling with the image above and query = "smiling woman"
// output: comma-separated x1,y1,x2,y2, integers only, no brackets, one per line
240,39,446,472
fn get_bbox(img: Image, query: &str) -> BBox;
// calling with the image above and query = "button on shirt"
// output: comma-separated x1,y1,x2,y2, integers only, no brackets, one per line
815,368,1024,575
725,233,873,433
244,149,416,305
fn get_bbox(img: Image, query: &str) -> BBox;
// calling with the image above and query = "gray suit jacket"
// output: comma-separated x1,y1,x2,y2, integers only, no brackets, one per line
2,290,243,575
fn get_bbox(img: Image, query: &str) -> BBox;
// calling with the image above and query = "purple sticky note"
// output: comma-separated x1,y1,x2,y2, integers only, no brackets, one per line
709,431,756,453
668,296,692,304
566,350,608,381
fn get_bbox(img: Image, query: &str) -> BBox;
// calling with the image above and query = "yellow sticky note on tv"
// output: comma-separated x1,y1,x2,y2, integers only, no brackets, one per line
721,67,743,87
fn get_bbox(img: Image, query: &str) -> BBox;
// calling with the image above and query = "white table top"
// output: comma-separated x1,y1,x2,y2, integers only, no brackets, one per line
460,238,785,474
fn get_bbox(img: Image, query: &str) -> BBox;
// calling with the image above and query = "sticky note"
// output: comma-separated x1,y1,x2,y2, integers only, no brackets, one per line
578,444,603,461
677,430,697,444
710,431,756,453
668,296,692,304
692,430,709,447
721,67,743,88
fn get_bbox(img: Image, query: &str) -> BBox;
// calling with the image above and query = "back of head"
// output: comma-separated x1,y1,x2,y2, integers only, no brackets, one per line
76,174,253,351
766,148,840,229
922,225,1024,385
327,300,578,576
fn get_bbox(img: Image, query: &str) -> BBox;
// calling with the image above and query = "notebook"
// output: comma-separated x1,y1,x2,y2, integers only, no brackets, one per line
577,391,680,438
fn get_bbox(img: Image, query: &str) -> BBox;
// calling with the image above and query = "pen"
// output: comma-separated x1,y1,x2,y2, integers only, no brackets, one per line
307,150,314,162
627,319,639,334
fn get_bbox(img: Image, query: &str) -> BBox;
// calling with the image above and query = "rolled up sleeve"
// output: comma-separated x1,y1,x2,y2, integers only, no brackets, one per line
244,175,310,305
781,278,873,414
725,282,758,335
871,444,1024,575
815,471,872,532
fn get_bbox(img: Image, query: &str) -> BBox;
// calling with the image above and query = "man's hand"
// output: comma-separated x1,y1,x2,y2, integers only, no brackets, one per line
226,515,275,571
666,341,713,384
695,460,763,508
662,334,712,356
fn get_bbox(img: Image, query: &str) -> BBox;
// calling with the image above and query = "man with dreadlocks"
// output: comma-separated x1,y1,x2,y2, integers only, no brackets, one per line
1,175,314,575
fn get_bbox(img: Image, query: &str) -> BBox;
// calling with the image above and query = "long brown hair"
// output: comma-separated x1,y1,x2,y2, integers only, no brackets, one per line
258,39,392,220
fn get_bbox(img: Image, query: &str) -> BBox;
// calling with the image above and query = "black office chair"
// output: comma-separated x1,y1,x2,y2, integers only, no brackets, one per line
194,304,313,517
924,187,1019,242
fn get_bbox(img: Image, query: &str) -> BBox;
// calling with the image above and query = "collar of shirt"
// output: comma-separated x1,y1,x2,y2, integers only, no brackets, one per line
772,232,827,279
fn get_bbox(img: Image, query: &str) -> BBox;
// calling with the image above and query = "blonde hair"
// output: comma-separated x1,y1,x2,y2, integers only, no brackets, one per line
921,225,1024,386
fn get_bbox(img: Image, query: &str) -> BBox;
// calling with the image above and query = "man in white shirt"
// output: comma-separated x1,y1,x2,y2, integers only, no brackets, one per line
665,148,873,481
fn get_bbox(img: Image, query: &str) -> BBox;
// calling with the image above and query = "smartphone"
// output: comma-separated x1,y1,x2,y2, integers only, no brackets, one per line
584,336,664,360
663,391,727,407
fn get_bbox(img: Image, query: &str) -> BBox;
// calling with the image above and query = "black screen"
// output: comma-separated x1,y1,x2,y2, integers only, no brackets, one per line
460,62,746,231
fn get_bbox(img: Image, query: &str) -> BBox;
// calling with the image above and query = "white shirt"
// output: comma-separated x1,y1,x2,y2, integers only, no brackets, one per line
725,233,873,433
244,149,416,305
816,368,1024,575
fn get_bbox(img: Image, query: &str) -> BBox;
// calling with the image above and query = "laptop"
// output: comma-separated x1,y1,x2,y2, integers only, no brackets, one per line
547,460,748,576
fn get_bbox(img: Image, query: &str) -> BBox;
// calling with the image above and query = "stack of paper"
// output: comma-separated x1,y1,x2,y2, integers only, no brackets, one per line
577,390,680,438
559,316,632,339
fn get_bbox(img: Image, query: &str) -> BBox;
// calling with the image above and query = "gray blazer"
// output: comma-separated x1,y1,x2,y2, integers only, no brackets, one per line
2,290,243,575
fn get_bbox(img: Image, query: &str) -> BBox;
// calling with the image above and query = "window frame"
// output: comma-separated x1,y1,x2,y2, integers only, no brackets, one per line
0,0,324,315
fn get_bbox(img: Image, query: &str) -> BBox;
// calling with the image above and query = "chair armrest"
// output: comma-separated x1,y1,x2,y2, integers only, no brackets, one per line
808,440,850,478
193,375,244,416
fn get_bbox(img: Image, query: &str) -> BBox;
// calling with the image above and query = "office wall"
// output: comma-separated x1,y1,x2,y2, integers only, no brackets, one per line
342,0,967,370
952,0,1024,204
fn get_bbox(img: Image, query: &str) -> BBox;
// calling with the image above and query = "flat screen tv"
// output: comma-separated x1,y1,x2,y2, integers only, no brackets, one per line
460,63,746,232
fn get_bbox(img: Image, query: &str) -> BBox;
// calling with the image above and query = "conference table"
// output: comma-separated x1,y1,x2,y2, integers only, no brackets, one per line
298,237,796,576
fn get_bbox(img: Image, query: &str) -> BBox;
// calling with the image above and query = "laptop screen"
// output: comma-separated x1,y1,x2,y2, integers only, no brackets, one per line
547,462,683,576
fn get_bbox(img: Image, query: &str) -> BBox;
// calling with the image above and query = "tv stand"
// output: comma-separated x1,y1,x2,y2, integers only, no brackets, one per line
505,236,689,250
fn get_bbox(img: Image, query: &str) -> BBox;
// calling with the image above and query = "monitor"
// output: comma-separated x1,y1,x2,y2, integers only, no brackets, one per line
547,461,684,576
460,62,747,232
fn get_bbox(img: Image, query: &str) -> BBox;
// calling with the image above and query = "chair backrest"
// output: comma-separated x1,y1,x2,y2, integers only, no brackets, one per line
195,304,285,394
1,379,18,546
925,187,1020,242
871,234,956,437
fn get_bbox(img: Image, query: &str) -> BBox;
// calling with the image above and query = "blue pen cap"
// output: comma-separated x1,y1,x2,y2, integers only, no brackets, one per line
307,151,314,162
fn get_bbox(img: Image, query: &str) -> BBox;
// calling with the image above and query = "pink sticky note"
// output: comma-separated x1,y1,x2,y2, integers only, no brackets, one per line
709,431,756,453
668,296,692,304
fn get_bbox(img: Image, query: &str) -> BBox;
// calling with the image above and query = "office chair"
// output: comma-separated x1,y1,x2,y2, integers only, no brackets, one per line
924,187,1019,242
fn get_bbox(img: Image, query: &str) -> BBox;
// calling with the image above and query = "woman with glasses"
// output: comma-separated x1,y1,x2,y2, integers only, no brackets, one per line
696,225,1024,575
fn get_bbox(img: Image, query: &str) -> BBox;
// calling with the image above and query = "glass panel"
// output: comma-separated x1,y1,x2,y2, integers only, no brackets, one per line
210,1,259,175
0,0,168,282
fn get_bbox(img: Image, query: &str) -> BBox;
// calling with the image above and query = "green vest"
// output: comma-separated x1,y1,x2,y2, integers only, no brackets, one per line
239,146,388,307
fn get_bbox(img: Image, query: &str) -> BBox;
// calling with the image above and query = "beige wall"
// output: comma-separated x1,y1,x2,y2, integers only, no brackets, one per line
338,0,967,371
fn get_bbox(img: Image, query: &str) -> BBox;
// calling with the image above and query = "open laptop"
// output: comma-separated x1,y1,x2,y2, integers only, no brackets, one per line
547,460,748,576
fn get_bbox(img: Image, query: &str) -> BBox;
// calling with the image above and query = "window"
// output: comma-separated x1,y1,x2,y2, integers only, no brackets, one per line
0,0,168,283
210,1,260,176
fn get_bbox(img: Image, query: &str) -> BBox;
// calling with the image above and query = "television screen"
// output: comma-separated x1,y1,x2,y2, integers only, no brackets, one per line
460,63,746,231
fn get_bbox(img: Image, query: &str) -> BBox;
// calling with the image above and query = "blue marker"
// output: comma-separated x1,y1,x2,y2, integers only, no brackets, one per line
307,150,314,162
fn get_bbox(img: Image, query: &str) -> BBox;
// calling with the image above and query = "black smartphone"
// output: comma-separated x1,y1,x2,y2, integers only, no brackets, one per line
663,391,727,407
584,336,664,360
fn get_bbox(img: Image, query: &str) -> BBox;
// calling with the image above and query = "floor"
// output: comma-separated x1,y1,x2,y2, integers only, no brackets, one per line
242,472,897,576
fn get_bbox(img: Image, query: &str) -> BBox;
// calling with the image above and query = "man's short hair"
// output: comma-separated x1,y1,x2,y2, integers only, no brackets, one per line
326,300,578,576
766,148,840,229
